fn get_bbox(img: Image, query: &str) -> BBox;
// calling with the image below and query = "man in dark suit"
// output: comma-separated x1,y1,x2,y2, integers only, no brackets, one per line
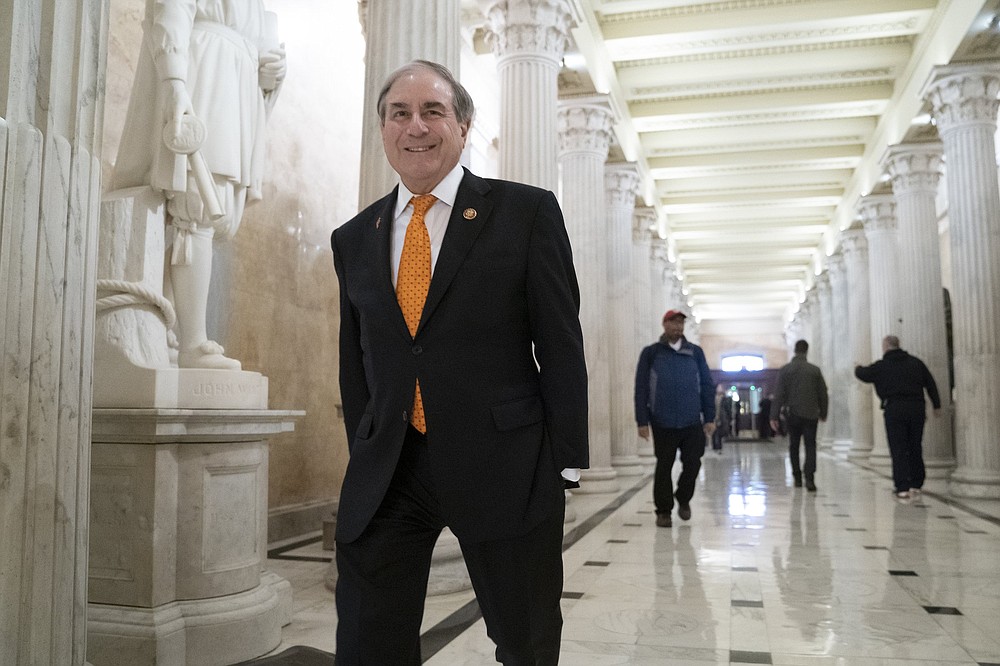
331,60,589,665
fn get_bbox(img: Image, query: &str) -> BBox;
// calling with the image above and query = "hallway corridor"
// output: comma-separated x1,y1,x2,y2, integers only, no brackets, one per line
265,441,1000,665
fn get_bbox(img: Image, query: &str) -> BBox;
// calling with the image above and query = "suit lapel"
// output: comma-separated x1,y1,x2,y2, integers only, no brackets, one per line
367,189,413,341
419,170,493,330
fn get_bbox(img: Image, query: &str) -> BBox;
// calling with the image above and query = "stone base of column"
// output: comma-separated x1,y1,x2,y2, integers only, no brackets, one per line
638,444,656,468
924,458,956,479
87,572,291,666
576,466,620,494
867,452,893,468
426,529,472,595
847,446,872,461
565,490,578,524
612,455,645,476
324,527,473,597
833,439,853,456
948,466,1000,498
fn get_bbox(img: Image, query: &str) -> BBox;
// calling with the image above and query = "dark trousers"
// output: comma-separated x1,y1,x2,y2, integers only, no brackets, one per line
786,414,818,478
711,425,724,451
335,427,566,665
650,423,705,513
884,403,927,493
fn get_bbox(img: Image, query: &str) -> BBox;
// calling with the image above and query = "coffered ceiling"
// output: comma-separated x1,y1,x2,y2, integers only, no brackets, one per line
473,0,1000,325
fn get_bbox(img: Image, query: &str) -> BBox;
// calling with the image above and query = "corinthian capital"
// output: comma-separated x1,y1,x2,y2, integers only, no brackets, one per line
557,102,613,156
922,63,1000,133
484,0,574,60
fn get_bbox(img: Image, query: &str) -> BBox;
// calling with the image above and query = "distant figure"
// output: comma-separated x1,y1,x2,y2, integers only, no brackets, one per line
113,0,286,370
771,340,828,491
731,395,742,436
855,335,941,499
758,394,773,440
712,384,730,454
635,310,716,527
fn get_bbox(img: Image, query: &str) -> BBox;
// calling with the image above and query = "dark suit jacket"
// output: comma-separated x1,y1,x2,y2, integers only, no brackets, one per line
331,168,589,545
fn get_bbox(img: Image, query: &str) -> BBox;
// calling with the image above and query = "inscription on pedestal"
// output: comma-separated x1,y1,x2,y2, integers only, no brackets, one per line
176,371,268,409
192,380,261,398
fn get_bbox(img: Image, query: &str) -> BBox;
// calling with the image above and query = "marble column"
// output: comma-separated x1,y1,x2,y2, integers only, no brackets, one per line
816,271,835,447
606,164,644,476
632,208,656,354
802,289,818,357
651,243,669,321
485,0,572,191
558,101,618,493
841,225,873,460
356,0,462,205
1,1,108,663
827,251,854,452
883,142,955,478
923,63,1000,498
632,208,656,467
858,193,898,468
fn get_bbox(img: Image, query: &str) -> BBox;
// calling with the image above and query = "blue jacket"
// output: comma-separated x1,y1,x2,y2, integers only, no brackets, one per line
635,337,716,429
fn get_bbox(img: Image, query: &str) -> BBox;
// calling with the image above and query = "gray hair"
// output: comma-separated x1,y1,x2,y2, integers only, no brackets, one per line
377,60,476,126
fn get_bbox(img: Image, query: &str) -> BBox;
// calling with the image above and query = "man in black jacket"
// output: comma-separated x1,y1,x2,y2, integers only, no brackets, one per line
855,335,941,499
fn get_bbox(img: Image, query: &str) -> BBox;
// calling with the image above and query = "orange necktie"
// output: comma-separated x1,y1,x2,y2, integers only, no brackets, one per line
396,194,437,433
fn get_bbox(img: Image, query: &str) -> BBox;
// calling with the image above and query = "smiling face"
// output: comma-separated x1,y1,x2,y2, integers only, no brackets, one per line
380,67,470,194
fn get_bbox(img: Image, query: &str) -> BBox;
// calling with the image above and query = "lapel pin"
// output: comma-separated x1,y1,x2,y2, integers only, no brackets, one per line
463,208,477,220
376,216,381,229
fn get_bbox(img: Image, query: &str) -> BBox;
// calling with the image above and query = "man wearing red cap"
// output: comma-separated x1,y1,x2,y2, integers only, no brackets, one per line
634,309,717,527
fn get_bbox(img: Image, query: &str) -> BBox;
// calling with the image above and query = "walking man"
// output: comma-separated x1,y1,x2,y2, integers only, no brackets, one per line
332,60,588,664
635,310,716,527
855,335,941,499
771,340,828,491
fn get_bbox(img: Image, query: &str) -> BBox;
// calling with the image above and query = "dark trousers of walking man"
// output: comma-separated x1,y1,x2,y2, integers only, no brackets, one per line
651,423,705,513
884,401,927,493
786,413,818,490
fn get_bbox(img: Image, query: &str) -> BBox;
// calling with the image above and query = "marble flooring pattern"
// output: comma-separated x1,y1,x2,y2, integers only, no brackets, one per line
263,440,1000,665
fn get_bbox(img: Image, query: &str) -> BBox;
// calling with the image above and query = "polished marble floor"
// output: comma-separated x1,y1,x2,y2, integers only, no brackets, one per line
264,440,1000,665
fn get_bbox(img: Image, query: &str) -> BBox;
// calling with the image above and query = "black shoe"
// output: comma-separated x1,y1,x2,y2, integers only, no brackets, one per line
806,478,817,492
678,503,692,521
793,473,803,488
656,513,672,527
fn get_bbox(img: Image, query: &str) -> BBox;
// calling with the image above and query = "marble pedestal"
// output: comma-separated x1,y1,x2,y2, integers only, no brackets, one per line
87,408,303,666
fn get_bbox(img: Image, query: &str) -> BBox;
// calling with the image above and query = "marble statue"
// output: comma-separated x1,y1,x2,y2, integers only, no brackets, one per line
111,0,286,370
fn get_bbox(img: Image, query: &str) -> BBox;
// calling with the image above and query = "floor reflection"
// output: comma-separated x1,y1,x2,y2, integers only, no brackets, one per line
267,439,1000,665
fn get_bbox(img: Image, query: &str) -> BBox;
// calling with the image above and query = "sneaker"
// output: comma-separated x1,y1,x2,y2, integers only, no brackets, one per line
655,513,672,528
895,490,910,499
678,504,692,521
909,488,922,496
